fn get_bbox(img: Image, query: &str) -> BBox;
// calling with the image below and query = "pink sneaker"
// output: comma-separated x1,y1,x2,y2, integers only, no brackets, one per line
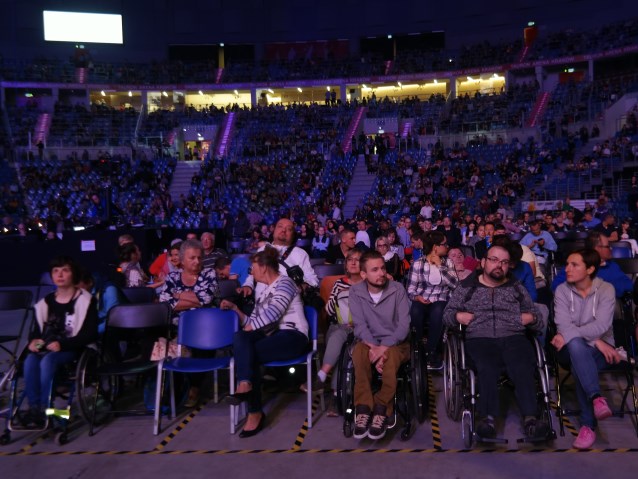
572,426,596,449
593,397,612,421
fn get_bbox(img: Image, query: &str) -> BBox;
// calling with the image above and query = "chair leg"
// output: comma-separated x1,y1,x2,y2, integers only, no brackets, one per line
89,375,101,437
170,371,176,419
307,360,313,428
214,370,219,404
154,362,164,436
229,361,236,435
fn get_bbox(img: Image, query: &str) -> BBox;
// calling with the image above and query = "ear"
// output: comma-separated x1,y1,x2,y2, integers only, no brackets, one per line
359,269,367,281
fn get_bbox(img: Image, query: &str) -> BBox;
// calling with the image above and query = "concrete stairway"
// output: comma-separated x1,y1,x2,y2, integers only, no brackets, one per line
526,91,551,127
340,107,367,154
342,155,377,219
169,161,201,202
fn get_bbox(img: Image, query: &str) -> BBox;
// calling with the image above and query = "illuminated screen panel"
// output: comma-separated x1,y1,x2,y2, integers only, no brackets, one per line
43,11,123,44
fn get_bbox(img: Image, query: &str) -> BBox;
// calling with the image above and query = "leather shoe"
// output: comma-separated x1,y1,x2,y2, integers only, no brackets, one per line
239,413,266,438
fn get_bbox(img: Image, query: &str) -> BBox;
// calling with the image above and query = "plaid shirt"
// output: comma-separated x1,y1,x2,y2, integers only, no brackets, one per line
406,257,459,303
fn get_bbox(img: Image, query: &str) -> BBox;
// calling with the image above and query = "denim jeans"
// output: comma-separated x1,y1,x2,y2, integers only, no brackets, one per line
233,329,309,413
24,350,77,410
409,300,447,357
557,337,611,428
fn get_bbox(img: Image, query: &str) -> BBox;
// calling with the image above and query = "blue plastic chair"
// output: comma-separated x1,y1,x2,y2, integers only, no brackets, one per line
153,308,239,435
262,306,324,428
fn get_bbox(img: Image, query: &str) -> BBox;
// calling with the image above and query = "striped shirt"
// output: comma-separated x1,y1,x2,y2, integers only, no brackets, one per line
325,277,351,324
247,275,308,337
406,257,459,303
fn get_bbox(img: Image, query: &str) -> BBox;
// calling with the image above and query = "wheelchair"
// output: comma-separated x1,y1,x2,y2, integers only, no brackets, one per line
337,329,428,440
0,344,111,445
443,326,556,448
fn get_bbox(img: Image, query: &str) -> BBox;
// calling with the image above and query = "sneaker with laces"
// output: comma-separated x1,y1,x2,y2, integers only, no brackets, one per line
573,425,596,449
476,418,496,439
593,397,612,421
352,405,371,439
367,404,388,440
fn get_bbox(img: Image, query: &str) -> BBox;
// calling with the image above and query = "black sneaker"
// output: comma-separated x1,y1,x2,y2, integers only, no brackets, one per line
352,405,372,439
476,418,496,439
524,417,549,440
26,408,45,429
367,404,388,440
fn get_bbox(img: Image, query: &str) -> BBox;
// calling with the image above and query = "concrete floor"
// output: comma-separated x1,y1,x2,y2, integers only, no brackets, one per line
2,368,638,479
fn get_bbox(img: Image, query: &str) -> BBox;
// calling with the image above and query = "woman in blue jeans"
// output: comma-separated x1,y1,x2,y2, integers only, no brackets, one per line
221,247,308,437
552,249,619,449
24,256,98,427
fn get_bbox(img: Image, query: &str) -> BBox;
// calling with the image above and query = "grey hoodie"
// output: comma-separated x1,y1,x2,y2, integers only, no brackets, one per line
443,274,543,339
553,277,615,348
349,280,411,347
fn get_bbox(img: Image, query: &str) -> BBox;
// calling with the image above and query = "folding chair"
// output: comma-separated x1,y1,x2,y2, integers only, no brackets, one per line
86,302,171,436
122,287,156,304
262,306,324,428
0,290,33,392
154,308,239,435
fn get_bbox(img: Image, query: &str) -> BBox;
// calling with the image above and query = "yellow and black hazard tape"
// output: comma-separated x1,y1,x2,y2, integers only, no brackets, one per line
550,401,578,437
19,429,51,453
427,373,442,450
154,400,208,451
291,395,323,451
4,447,638,456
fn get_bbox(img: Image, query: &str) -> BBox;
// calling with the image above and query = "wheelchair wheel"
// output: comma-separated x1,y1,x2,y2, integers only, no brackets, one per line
410,342,428,423
75,347,118,425
0,431,10,445
336,341,354,417
444,334,462,421
461,410,473,449
54,431,68,446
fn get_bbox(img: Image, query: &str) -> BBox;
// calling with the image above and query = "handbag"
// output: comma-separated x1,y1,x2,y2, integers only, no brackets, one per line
150,337,191,361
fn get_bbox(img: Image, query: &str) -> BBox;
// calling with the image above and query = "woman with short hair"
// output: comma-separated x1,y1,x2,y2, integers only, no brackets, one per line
221,247,309,437
552,249,618,449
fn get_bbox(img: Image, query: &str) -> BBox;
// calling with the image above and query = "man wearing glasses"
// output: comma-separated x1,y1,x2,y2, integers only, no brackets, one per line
443,245,549,441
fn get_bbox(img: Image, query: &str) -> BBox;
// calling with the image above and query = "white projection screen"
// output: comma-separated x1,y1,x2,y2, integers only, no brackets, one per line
43,11,123,44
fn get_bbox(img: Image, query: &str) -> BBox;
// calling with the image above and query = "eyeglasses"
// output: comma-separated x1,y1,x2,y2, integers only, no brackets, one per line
486,256,510,267
437,243,449,247
377,243,389,248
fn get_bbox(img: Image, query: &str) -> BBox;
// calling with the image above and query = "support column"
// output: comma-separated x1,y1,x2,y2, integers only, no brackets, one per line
340,83,347,103
141,90,148,111
449,79,456,99
588,59,594,82
250,89,257,108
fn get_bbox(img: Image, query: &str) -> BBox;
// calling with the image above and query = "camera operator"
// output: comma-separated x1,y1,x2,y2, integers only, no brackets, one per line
239,218,319,299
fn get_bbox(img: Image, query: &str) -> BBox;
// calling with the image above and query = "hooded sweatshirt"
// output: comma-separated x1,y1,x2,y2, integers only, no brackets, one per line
442,274,543,339
553,277,615,348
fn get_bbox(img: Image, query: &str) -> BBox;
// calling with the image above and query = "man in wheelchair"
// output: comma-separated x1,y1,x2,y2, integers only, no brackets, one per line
349,251,411,440
443,245,550,441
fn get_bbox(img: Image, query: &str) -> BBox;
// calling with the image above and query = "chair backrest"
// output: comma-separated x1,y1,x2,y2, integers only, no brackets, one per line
458,245,475,259
218,279,241,300
304,305,319,348
310,258,326,266
612,246,632,259
107,302,171,330
39,271,55,286
122,287,156,304
0,290,33,311
614,258,638,277
178,308,239,350
228,240,245,253
313,263,344,281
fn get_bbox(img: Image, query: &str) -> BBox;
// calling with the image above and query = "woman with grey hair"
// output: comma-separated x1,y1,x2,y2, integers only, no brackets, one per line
159,238,219,406
159,239,218,315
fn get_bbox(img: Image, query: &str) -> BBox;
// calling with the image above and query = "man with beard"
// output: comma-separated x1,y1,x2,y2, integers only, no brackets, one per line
443,245,549,442
349,251,411,440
